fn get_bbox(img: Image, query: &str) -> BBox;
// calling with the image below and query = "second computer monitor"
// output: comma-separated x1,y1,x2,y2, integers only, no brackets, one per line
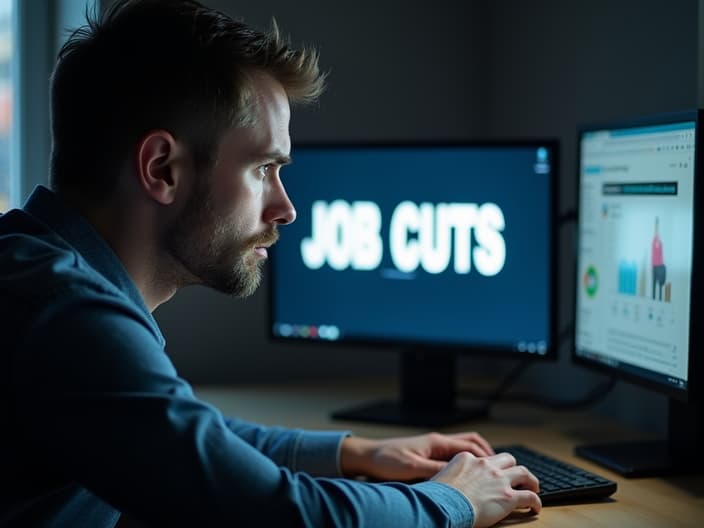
573,110,702,475
574,112,698,399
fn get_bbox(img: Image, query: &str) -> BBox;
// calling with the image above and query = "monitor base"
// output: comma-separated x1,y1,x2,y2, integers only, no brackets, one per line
331,399,490,428
575,440,687,478
576,399,704,477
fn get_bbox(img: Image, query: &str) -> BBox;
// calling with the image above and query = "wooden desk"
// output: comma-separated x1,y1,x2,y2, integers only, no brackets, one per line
196,381,704,528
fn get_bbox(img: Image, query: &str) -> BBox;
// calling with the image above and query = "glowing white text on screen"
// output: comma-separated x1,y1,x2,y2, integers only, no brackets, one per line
300,200,506,275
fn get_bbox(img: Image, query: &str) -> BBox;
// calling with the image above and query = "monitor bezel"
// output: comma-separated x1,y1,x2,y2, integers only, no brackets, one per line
267,139,561,362
572,109,703,403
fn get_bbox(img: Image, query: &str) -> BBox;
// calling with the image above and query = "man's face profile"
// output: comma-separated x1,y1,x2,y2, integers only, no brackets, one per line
165,73,295,297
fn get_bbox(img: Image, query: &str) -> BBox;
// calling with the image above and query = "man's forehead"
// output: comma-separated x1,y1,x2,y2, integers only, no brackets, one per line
217,125,290,161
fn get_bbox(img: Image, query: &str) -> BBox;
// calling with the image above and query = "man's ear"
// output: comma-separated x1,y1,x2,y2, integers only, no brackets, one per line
135,130,186,205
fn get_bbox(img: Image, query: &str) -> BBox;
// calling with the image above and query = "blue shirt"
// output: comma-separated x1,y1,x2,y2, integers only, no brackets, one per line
0,186,474,527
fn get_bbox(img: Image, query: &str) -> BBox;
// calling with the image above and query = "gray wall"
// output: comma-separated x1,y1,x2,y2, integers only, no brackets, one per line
147,0,700,434
480,0,699,433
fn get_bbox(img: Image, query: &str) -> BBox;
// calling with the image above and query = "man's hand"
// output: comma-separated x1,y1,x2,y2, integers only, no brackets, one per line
340,432,495,481
433,451,542,528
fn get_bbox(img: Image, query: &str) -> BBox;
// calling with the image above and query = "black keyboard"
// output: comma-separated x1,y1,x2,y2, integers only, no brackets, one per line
496,445,617,504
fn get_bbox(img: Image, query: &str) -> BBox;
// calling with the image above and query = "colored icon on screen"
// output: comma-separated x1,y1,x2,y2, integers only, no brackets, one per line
584,265,599,297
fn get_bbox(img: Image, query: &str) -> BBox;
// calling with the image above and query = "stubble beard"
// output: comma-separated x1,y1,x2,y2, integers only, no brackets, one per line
166,182,279,298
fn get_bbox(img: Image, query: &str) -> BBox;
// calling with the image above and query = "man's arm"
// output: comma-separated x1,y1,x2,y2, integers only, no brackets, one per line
223,416,349,476
12,300,476,527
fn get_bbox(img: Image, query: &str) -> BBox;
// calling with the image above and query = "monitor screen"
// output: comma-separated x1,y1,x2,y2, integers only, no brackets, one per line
270,142,558,358
572,109,704,476
574,112,698,400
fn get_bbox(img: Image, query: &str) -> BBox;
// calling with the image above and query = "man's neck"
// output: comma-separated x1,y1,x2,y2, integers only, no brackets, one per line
62,190,179,312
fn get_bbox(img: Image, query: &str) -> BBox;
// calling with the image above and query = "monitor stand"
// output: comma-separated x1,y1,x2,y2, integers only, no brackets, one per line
575,398,703,477
331,348,489,428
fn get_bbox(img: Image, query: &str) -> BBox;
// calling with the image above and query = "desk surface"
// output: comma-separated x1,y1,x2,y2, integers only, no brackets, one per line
195,381,704,528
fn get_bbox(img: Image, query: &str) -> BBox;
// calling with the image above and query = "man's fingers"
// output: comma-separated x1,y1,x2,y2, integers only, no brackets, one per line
513,489,542,514
449,433,495,456
445,438,492,458
506,465,540,493
488,452,517,469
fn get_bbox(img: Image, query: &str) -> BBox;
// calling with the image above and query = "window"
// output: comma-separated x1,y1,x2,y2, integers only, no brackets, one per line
0,0,11,212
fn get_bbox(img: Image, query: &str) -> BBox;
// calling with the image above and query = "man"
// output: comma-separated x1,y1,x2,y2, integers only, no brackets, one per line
0,1,541,526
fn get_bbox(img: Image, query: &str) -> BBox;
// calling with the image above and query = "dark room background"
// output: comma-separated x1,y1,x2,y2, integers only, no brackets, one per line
83,0,703,434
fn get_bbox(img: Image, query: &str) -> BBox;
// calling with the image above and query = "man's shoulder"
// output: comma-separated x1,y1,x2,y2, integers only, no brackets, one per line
0,205,164,352
0,209,125,307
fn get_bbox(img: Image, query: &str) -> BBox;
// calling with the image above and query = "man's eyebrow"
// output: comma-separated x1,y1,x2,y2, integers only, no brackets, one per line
262,152,292,165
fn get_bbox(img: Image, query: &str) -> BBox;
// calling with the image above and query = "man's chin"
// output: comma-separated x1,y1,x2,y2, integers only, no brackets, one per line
209,267,262,298
233,277,261,298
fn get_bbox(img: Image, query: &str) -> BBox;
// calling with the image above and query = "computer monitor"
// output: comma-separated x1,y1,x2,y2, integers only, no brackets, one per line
573,109,703,476
269,141,559,427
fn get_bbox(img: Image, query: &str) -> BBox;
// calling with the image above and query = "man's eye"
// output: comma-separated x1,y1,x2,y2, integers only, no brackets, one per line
258,164,272,177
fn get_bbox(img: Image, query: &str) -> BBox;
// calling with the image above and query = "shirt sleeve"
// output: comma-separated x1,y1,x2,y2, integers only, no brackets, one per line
223,416,349,477
12,295,475,528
